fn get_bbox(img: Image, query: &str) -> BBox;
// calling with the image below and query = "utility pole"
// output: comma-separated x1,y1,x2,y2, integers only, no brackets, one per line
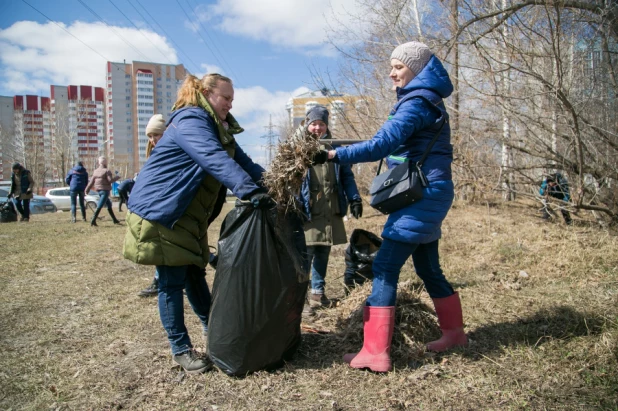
261,114,276,166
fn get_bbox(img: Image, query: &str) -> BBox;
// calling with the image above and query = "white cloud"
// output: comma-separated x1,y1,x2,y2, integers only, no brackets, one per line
196,0,360,54
233,85,309,118
231,85,310,167
195,63,224,77
0,20,178,94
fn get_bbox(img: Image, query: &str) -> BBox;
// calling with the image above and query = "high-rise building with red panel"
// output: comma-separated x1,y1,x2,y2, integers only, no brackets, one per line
11,95,52,188
51,85,106,178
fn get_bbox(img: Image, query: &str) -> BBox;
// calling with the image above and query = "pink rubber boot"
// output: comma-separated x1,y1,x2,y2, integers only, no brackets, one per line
343,306,395,372
426,292,468,352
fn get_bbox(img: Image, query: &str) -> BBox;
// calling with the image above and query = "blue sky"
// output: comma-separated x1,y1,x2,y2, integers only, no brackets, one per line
0,0,360,164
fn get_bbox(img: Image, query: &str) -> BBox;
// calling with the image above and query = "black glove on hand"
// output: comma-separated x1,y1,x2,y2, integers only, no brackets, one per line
250,192,276,209
311,150,329,165
350,200,363,219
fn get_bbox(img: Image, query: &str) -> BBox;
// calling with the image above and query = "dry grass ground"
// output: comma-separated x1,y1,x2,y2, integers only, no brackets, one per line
0,200,616,410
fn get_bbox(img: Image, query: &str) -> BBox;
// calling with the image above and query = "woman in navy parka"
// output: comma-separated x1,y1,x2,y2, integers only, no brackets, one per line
323,42,467,372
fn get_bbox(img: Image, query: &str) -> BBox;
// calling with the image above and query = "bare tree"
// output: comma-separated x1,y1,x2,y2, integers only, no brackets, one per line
321,0,617,224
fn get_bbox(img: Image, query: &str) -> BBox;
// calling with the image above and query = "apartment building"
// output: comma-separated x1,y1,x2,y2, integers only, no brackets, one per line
11,95,52,186
0,96,14,180
50,85,106,178
106,61,186,175
286,89,374,139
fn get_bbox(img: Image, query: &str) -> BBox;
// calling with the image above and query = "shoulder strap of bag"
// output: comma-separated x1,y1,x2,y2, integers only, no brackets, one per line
416,115,447,169
375,112,447,176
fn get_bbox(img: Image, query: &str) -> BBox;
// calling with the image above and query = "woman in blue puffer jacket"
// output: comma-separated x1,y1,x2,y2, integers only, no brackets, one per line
322,42,467,372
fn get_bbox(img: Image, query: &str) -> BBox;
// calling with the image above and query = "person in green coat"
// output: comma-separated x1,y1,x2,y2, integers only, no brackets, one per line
123,73,271,374
297,106,362,309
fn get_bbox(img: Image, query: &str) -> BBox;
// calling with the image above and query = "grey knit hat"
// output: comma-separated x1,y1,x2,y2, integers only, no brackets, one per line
305,105,329,126
390,41,433,78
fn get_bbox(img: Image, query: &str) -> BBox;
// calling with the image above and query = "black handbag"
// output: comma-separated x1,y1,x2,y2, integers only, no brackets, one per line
369,117,446,215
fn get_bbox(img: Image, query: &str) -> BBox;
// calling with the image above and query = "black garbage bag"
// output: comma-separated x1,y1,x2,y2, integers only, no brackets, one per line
344,229,383,289
0,201,18,223
208,202,309,376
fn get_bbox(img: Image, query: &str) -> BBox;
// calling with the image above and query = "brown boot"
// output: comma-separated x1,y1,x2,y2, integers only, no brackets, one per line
309,293,334,308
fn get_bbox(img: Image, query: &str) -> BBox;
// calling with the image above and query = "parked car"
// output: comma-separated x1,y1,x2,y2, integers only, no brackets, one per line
45,187,100,212
0,188,57,214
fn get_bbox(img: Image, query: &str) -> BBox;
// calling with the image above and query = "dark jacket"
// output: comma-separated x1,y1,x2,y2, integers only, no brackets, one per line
333,55,454,244
65,164,89,192
9,168,34,200
118,178,135,193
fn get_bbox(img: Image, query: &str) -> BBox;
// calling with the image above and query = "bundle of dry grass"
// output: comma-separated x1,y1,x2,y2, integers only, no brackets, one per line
303,281,439,365
262,132,321,211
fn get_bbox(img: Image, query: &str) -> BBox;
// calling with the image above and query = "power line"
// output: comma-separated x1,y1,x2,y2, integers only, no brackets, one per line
182,0,243,83
174,0,237,79
20,0,110,61
129,0,201,74
108,0,175,65
76,0,152,62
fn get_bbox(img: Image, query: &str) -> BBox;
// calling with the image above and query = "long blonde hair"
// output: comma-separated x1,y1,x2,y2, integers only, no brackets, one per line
173,73,233,109
146,140,154,158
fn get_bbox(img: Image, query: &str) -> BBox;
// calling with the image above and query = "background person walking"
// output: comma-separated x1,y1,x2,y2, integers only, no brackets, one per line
65,161,89,222
85,156,121,227
8,162,34,222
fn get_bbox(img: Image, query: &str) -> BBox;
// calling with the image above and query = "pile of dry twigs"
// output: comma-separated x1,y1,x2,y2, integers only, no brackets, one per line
302,281,440,365
262,130,321,212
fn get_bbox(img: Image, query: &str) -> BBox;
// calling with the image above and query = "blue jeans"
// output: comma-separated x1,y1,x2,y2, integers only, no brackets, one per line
70,190,85,217
156,265,211,355
368,238,454,306
96,190,113,212
13,198,30,219
307,245,331,294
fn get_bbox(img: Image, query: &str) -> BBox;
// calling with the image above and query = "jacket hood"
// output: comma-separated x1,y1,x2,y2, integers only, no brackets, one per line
396,55,453,100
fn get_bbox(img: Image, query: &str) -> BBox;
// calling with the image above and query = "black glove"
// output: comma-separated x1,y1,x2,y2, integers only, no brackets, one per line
250,192,276,209
311,150,329,165
350,200,363,219
7,193,12,199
